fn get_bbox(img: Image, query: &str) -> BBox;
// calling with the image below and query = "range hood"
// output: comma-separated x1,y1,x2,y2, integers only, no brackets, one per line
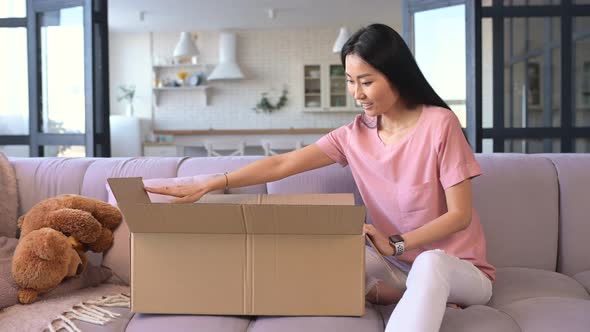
207,32,245,80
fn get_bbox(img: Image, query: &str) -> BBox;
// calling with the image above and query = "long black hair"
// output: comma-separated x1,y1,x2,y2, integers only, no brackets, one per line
341,23,451,126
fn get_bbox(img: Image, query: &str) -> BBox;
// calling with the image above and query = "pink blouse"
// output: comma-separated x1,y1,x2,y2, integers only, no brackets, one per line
316,105,496,281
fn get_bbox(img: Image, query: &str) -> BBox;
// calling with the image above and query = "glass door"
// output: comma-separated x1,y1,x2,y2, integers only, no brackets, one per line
38,5,86,156
27,0,110,157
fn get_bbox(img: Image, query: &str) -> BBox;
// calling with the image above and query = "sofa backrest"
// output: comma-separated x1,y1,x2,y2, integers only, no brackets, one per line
177,156,267,194
81,157,185,201
7,153,582,274
473,154,559,271
10,158,96,216
541,154,590,277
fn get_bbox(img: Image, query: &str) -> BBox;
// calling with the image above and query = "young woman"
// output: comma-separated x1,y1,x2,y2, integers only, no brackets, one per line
146,23,495,332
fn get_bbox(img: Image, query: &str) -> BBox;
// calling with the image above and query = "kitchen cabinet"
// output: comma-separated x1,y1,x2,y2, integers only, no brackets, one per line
152,64,212,106
303,63,361,113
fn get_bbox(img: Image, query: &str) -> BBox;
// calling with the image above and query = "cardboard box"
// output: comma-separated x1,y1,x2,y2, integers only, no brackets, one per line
107,177,366,316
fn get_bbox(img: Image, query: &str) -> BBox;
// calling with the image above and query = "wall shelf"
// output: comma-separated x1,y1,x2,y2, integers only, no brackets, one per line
152,86,211,106
153,63,212,71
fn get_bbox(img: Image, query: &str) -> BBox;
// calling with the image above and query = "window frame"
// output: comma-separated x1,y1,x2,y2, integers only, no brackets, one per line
0,0,111,157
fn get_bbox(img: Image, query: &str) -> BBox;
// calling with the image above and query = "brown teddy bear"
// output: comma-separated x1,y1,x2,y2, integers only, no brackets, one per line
11,194,122,304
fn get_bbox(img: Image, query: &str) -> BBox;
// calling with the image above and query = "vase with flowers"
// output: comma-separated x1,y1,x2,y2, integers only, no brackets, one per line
117,84,136,116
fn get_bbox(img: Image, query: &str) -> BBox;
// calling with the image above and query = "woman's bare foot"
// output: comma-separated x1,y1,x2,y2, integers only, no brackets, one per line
365,281,403,305
447,303,463,309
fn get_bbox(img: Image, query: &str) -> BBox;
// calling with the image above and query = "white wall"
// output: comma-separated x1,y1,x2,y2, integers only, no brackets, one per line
109,23,401,132
109,32,152,118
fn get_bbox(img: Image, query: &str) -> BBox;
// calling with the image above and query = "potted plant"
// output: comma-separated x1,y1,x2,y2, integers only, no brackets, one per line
117,84,136,116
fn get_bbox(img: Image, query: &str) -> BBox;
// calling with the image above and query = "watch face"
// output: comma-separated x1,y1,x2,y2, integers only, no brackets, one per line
389,235,403,244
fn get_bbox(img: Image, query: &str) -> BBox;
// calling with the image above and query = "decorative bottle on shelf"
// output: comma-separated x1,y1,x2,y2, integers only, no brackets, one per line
125,102,134,117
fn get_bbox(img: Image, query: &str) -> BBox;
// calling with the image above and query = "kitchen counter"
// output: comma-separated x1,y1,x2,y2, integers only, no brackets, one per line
147,128,334,157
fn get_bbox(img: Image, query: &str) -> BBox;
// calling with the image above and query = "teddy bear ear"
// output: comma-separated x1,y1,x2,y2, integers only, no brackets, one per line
17,215,24,229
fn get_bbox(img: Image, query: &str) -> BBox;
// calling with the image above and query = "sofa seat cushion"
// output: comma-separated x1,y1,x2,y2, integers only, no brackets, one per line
573,270,590,294
489,267,590,308
126,314,252,332
246,304,382,332
376,303,520,332
440,305,521,332
498,297,590,332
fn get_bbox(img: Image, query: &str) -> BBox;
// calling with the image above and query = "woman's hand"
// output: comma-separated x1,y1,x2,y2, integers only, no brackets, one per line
364,224,395,256
145,183,208,203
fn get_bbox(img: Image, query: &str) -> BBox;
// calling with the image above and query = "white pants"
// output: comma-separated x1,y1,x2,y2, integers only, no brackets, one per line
366,248,493,332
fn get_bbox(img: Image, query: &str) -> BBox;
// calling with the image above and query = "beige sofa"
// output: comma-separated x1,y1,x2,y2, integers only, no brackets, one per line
1,153,589,332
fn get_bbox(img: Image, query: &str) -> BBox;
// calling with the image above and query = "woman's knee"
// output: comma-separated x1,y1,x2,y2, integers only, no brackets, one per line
407,250,450,283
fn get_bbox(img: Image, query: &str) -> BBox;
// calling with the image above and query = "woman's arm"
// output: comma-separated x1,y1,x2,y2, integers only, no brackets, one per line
146,143,335,203
365,179,473,256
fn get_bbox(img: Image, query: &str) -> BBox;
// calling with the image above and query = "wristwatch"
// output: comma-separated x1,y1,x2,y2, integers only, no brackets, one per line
388,234,405,256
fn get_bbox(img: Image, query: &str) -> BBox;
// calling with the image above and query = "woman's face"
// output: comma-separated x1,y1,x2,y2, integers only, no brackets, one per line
345,54,401,117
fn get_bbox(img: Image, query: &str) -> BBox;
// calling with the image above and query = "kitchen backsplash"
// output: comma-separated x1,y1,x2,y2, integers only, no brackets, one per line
109,24,399,130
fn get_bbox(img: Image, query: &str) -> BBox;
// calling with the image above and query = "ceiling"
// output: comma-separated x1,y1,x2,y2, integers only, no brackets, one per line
108,0,402,32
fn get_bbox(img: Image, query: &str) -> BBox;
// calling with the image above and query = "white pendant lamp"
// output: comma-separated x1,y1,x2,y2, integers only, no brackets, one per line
332,27,351,53
173,32,199,59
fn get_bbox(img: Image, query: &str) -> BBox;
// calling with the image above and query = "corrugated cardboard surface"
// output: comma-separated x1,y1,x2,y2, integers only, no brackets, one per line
108,177,366,316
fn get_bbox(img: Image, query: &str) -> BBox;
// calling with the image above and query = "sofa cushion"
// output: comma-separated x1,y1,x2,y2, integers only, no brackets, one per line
376,303,521,332
473,154,558,271
488,267,590,308
81,157,185,202
266,164,363,206
178,156,267,194
10,157,96,216
439,305,521,332
573,270,590,294
105,174,225,204
540,154,590,276
498,297,590,332
246,304,382,332
126,314,251,332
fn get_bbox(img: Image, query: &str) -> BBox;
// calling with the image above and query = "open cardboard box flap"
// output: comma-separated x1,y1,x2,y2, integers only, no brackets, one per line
107,177,364,235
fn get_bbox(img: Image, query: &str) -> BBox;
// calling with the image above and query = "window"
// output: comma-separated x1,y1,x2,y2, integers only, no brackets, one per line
0,27,29,135
0,0,111,157
479,1,590,153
